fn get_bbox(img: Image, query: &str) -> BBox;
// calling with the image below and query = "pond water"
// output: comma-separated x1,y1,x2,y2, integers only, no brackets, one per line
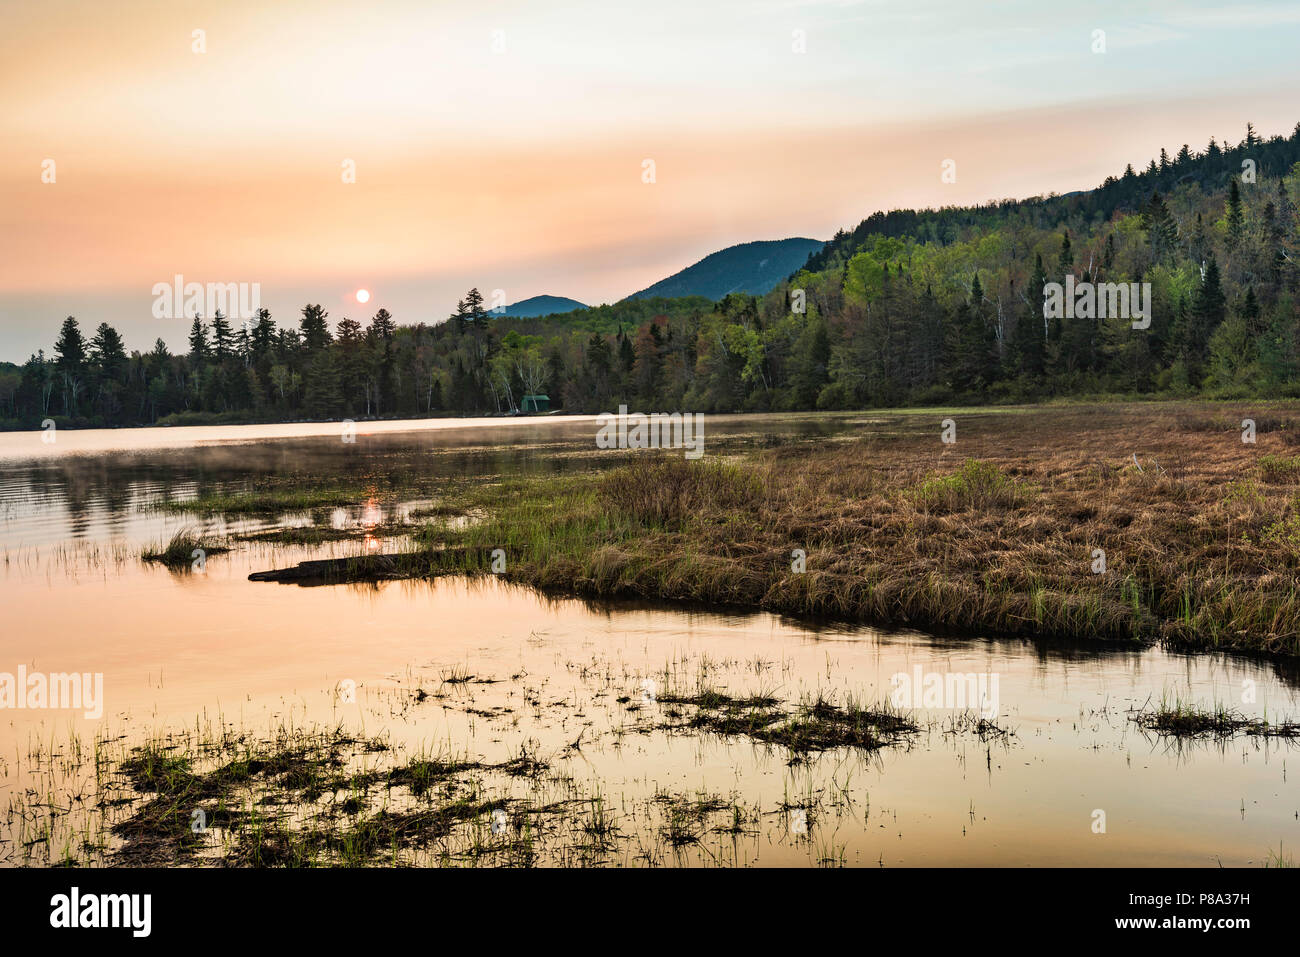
1,413,1297,866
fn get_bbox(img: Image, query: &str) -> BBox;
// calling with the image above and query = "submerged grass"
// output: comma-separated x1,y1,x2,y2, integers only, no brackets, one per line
1131,693,1300,738
141,529,231,567
157,484,379,515
651,681,917,754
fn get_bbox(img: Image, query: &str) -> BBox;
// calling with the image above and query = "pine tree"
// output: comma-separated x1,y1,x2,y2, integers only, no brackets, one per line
235,318,251,366
334,317,365,413
463,288,486,322
1014,254,1048,378
1188,257,1227,374
188,314,209,365
1141,191,1179,264
1240,286,1262,336
369,308,395,339
1190,213,1208,262
54,316,87,416
1225,179,1244,250
251,309,276,366
303,349,343,418
299,304,332,353
366,309,396,413
1057,231,1073,275
945,274,997,393
89,322,127,379
210,311,233,361
617,328,636,374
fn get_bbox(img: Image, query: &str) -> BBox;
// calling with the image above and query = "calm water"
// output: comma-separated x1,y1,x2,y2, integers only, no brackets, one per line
1,413,1298,866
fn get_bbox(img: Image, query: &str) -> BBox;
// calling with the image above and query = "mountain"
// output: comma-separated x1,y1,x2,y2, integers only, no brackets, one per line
500,295,587,317
627,238,824,301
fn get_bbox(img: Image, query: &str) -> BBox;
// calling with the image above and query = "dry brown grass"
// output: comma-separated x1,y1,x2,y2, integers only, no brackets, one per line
440,402,1300,656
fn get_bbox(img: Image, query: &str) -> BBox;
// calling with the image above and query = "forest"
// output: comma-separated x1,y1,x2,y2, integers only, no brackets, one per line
2,121,1299,429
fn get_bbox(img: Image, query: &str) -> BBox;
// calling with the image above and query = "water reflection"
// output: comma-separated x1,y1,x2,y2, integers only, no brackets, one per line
1,413,1298,866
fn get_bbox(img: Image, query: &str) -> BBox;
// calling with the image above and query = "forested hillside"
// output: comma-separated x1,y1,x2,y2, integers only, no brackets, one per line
3,122,1298,427
628,238,825,300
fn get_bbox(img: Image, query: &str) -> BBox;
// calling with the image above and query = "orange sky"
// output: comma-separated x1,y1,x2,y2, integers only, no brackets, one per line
3,0,1300,358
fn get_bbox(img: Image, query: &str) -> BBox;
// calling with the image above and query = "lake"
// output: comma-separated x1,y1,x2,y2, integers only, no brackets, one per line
2,413,1297,866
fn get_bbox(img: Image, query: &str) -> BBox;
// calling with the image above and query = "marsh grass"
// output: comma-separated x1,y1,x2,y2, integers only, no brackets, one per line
396,405,1300,656
237,403,1300,656
234,525,406,545
653,683,917,754
598,457,763,527
157,484,381,515
1259,455,1300,483
1132,693,1300,738
141,529,230,567
910,459,1031,512
9,646,1289,869
1265,843,1295,867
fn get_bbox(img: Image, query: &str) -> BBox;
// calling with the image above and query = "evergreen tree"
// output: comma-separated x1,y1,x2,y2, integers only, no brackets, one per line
250,309,276,367
89,322,127,379
366,309,396,413
945,274,997,393
463,289,486,323
1188,257,1227,376
188,315,209,365
1057,231,1073,275
1141,191,1179,264
299,304,332,353
1226,179,1245,250
1013,254,1048,377
210,311,233,361
1190,213,1208,262
1240,286,1262,336
617,328,636,374
54,316,88,416
303,349,343,418
88,322,128,421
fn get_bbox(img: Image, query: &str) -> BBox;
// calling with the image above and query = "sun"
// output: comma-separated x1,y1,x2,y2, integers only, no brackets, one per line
355,288,371,304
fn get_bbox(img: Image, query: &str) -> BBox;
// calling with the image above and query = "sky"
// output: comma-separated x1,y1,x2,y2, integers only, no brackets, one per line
2,0,1300,360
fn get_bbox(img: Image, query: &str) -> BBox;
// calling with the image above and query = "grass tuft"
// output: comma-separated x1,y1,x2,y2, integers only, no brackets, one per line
141,529,230,567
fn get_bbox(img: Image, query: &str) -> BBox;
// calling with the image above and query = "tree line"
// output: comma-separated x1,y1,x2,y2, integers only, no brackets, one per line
2,122,1299,428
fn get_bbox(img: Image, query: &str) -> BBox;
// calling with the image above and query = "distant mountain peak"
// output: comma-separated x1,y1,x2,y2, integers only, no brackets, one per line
627,238,825,301
499,295,588,318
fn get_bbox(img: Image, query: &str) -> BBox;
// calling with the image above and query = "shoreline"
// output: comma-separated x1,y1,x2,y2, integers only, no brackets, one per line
223,401,1300,659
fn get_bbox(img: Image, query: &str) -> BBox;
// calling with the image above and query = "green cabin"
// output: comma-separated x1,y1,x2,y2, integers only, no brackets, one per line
521,394,550,413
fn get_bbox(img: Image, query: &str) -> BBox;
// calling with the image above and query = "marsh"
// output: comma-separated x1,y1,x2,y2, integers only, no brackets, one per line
1,406,1298,867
